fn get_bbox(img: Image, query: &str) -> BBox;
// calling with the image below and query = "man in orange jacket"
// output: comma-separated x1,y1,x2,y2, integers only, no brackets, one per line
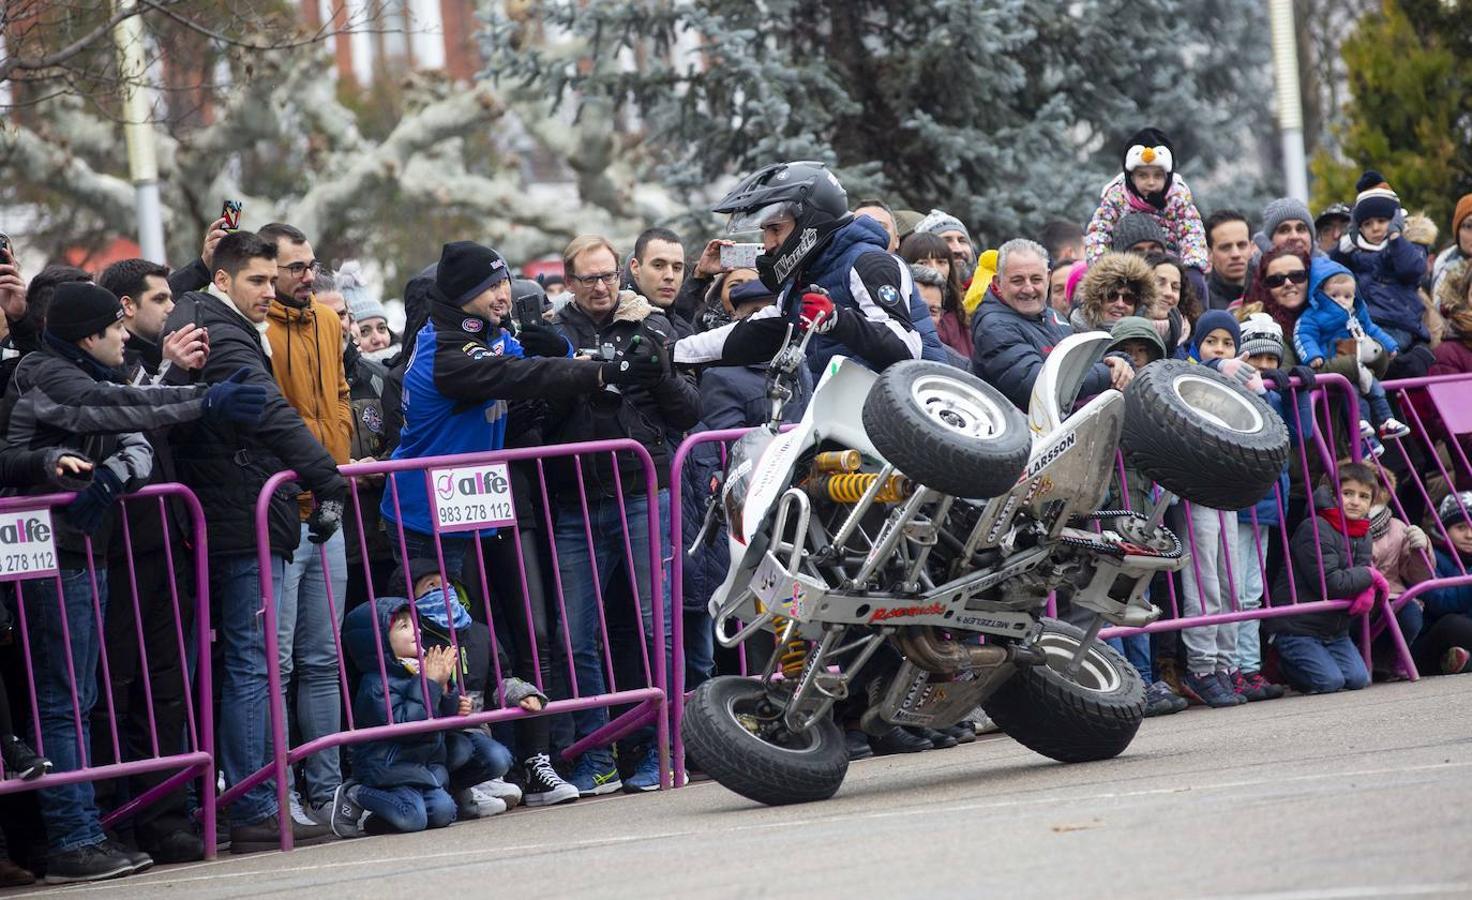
260,222,353,822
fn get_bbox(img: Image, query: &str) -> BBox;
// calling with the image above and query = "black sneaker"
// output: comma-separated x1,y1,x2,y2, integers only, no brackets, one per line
43,842,135,884
140,828,204,865
941,722,976,745
1,735,52,781
229,813,336,855
870,726,931,755
329,782,368,838
522,753,579,807
917,726,958,749
101,840,152,875
844,729,874,761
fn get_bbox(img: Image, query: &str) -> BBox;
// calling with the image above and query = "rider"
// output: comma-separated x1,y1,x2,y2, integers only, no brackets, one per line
673,161,949,371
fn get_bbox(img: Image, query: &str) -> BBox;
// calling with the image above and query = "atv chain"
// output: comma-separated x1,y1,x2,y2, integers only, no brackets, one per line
1062,510,1183,560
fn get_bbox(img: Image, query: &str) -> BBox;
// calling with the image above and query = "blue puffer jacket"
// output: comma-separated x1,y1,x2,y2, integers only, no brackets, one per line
343,597,457,790
1294,259,1399,366
1330,235,1429,342
793,216,949,374
968,287,1111,410
1423,547,1472,624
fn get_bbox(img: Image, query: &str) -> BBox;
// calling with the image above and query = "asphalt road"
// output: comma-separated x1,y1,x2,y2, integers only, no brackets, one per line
13,677,1472,899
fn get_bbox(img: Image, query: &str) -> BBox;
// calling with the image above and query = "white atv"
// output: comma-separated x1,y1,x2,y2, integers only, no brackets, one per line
682,323,1289,806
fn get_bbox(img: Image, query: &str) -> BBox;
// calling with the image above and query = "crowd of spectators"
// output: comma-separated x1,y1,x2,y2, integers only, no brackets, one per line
0,125,1470,885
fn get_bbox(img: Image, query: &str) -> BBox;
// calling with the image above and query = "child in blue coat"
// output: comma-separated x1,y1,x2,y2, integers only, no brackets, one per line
1330,171,1431,362
1295,258,1409,447
1414,492,1472,676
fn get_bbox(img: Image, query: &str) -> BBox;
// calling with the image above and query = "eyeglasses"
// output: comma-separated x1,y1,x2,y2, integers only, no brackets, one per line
570,271,620,289
1106,288,1137,303
1263,269,1308,289
278,260,321,277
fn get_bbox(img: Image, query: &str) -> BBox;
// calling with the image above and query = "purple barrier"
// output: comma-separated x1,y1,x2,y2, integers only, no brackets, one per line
224,439,668,851
0,484,216,861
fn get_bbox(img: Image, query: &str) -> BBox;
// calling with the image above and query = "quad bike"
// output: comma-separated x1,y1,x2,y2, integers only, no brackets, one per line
681,319,1289,806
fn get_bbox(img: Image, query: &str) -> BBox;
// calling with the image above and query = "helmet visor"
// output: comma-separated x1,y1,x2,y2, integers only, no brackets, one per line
726,201,797,236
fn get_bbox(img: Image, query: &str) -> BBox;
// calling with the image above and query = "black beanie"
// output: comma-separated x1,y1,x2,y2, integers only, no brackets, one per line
45,282,124,343
435,241,510,307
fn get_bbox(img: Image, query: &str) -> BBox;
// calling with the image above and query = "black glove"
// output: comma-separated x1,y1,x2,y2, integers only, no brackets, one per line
306,498,343,544
516,324,570,358
1288,365,1317,391
600,335,665,388
1259,368,1290,391
203,368,268,426
65,468,124,534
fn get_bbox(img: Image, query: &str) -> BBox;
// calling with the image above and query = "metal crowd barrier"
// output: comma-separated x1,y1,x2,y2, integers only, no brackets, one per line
0,484,216,859
218,439,669,851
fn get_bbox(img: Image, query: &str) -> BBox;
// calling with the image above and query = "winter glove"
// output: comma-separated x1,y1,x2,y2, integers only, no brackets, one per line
1288,365,1317,391
501,677,550,709
517,324,570,358
1368,567,1391,603
797,287,837,334
1346,583,1377,617
600,335,665,388
1406,525,1430,551
65,468,124,535
306,498,344,544
1258,368,1290,392
1212,357,1265,395
203,368,268,427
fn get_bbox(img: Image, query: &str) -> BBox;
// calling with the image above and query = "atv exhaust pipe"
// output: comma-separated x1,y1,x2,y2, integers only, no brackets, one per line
897,626,1011,674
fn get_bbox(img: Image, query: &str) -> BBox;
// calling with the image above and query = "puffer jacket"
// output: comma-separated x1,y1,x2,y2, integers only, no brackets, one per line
267,299,352,519
1294,258,1399,365
1268,487,1375,640
1424,546,1472,624
162,290,347,559
1084,173,1209,271
1369,510,1435,598
969,287,1112,411
548,293,701,498
1330,233,1429,342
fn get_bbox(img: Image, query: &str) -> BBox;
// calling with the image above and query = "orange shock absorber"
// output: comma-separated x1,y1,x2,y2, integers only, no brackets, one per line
770,615,810,679
807,473,914,504
813,450,863,473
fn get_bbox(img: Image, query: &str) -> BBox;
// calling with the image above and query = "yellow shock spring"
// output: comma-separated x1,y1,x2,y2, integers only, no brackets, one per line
770,614,810,679
807,472,913,504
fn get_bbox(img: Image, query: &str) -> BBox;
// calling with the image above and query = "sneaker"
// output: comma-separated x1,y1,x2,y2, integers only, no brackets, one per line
1358,419,1376,441
455,786,508,819
1143,680,1184,717
1181,671,1243,708
476,777,522,809
43,842,135,884
522,753,579,806
1441,646,1471,676
1242,670,1285,700
623,745,663,793
1364,433,1386,458
1229,669,1269,702
940,722,976,744
0,858,35,887
1378,418,1411,440
569,750,622,797
140,827,204,864
966,708,1002,735
100,840,152,875
1215,671,1248,705
230,813,336,854
1,735,52,780
287,788,322,827
870,726,931,755
329,782,367,839
844,729,875,761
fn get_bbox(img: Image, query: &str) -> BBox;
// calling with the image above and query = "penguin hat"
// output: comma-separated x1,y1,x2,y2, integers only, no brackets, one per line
1122,126,1176,209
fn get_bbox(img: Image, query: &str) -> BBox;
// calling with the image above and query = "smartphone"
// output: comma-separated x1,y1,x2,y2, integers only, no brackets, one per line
220,199,242,232
513,294,543,330
720,242,761,270
0,233,10,263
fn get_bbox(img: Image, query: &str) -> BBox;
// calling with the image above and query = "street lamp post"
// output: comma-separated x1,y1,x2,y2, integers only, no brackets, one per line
113,1,166,262
1269,0,1309,204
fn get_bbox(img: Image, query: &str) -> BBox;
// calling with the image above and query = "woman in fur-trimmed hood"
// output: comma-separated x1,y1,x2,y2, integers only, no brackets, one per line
1069,251,1159,334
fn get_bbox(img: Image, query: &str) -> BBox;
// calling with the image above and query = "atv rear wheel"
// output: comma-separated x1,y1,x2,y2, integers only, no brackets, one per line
682,676,848,806
1121,360,1290,510
862,361,1030,499
981,618,1144,763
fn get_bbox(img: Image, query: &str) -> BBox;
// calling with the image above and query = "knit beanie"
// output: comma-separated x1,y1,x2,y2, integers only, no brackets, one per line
1111,213,1169,253
915,209,970,242
1438,491,1472,530
1352,170,1400,226
45,282,124,343
1261,197,1316,246
1237,312,1284,361
435,241,510,307
1451,194,1472,241
334,260,386,324
1194,309,1241,352
894,209,925,240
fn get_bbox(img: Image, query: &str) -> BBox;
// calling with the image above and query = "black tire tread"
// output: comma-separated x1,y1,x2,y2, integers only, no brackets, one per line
862,361,1031,499
681,676,848,806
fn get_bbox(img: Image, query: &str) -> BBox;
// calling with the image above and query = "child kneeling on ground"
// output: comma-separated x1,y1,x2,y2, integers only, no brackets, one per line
1266,462,1389,694
332,594,546,836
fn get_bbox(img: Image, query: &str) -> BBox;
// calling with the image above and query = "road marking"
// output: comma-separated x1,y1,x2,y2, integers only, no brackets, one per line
1201,884,1472,900
59,759,1472,893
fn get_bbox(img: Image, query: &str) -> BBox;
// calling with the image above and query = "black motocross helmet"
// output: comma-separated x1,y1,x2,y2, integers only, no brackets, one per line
712,161,852,291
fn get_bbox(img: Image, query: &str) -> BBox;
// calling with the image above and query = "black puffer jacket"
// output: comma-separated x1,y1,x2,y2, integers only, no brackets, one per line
547,294,701,498
1268,488,1375,640
163,290,347,559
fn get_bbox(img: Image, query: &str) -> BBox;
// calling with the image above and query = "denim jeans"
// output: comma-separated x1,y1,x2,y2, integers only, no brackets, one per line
1362,377,1395,427
554,490,672,742
279,526,348,808
446,728,512,791
357,782,456,833
1274,633,1370,694
1232,521,1269,672
684,609,715,689
1175,504,1239,675
1105,634,1152,684
24,568,108,851
214,552,286,826
393,529,469,585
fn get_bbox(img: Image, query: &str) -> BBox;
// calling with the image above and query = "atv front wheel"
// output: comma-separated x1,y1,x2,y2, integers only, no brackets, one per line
682,676,848,805
981,618,1145,763
862,361,1030,499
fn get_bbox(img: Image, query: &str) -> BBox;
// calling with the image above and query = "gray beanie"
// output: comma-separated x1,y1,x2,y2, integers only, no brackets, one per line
915,208,970,241
336,261,387,324
1237,312,1284,361
1111,213,1169,253
1261,197,1316,245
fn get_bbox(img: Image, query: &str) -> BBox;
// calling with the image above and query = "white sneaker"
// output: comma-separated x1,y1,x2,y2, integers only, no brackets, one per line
476,778,522,809
464,786,509,818
287,788,322,826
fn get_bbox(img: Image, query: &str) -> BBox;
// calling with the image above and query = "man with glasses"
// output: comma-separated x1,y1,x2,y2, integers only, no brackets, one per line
257,222,353,824
546,234,700,797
